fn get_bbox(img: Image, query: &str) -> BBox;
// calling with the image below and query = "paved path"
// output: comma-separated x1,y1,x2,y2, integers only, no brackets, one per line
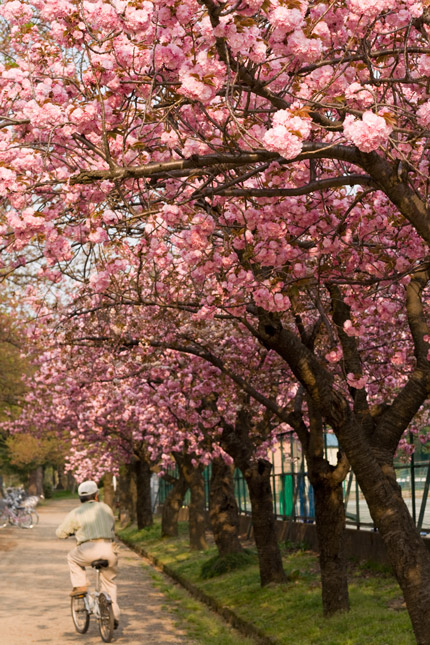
0,499,194,644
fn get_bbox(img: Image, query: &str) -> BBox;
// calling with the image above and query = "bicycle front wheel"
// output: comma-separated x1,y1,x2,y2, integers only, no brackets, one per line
98,592,114,643
71,595,90,633
16,509,33,529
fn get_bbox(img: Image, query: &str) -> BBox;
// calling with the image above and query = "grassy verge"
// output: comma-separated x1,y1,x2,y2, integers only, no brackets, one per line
50,489,78,500
117,519,415,645
146,566,256,645
38,489,78,505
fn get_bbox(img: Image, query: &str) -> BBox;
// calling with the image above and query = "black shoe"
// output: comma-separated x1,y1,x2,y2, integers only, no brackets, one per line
114,620,119,630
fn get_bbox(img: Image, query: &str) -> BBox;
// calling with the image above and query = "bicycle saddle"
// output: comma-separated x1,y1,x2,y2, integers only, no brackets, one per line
91,559,109,569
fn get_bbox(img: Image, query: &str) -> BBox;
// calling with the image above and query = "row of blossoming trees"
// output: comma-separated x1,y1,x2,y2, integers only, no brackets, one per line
3,0,430,640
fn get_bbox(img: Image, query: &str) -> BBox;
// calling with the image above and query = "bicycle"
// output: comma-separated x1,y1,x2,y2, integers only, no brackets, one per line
28,508,39,525
0,502,34,529
71,559,115,643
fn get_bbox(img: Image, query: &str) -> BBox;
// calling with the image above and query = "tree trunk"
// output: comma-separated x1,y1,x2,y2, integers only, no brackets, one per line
209,457,243,556
56,466,66,490
243,459,287,585
311,470,349,615
181,458,208,550
27,466,43,496
161,471,189,537
66,471,76,492
375,500,430,645
103,472,115,510
134,457,153,529
255,283,430,636
171,452,208,550
220,410,287,586
343,442,430,645
118,462,137,524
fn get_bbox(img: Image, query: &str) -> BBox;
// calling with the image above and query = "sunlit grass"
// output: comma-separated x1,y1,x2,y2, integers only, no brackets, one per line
118,519,415,645
147,568,255,645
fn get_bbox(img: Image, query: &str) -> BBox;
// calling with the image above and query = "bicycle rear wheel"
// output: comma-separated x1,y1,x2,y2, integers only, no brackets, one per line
0,510,9,528
16,509,33,528
98,592,114,642
71,595,90,633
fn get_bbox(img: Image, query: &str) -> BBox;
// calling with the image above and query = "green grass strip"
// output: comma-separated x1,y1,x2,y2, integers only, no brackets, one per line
118,519,415,645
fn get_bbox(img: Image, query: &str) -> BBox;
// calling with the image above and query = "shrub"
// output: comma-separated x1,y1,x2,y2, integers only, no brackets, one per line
200,550,257,580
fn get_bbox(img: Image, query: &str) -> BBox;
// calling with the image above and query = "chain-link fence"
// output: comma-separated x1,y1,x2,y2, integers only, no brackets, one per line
157,432,430,534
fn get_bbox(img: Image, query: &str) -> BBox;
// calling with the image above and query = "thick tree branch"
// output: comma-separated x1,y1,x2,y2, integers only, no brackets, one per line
406,263,430,365
69,151,280,184
255,310,343,417
0,117,30,128
355,150,430,247
374,265,430,452
328,284,369,418
68,137,430,250
204,174,375,198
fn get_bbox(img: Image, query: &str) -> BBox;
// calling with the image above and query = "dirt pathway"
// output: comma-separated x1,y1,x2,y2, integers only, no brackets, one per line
0,499,194,644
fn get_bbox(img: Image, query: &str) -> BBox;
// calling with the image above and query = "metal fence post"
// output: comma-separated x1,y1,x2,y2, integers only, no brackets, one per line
235,469,242,513
410,432,417,525
355,474,360,529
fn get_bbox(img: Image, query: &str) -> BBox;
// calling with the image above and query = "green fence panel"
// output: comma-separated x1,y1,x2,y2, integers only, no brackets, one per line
279,474,294,517
154,442,430,534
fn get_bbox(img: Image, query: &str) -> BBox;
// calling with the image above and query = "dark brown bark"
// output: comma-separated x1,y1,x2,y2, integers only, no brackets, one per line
244,458,287,585
161,470,189,537
134,457,153,529
102,472,115,510
309,463,349,615
179,455,208,550
290,406,350,616
56,466,66,490
209,457,243,556
221,410,287,586
27,466,43,496
66,471,76,492
118,462,137,524
338,428,430,645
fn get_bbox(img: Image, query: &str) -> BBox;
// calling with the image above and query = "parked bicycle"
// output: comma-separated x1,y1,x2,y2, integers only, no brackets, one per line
0,501,34,528
2,487,41,526
71,559,115,643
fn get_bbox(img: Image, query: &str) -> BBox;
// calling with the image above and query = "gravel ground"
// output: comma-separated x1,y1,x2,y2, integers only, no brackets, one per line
0,498,194,644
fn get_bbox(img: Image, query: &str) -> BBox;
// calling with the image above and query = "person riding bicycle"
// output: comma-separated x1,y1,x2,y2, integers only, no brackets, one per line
56,480,120,628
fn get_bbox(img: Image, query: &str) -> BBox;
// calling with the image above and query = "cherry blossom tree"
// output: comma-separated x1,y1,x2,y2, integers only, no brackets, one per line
31,280,352,606
10,333,160,524
23,302,292,573
2,0,430,640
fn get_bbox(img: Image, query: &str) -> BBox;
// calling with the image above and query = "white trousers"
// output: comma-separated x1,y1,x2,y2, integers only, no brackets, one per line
67,540,120,619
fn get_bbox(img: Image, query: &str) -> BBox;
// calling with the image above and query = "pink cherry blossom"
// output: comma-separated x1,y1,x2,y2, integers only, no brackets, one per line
346,373,368,389
325,347,343,363
343,111,393,152
417,102,430,128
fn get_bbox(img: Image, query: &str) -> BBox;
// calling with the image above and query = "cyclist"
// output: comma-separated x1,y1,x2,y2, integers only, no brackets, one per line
56,480,120,628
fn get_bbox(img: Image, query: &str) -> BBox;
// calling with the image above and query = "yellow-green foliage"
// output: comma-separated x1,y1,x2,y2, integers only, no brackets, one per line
0,309,29,420
6,434,64,470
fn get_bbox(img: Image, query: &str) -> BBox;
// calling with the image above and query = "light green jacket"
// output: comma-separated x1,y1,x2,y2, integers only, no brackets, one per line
56,500,115,545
